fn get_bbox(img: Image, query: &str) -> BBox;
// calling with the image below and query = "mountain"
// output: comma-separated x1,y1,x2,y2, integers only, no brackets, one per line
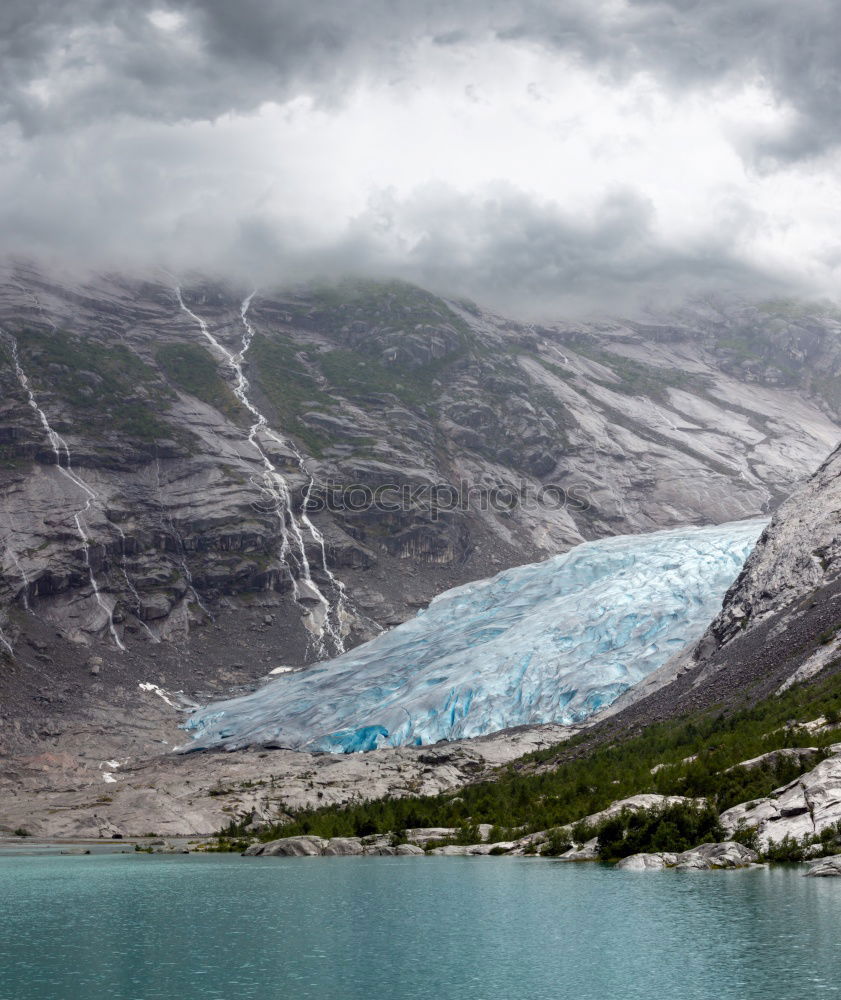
614,439,841,720
198,446,841,855
1,261,839,668
3,259,841,836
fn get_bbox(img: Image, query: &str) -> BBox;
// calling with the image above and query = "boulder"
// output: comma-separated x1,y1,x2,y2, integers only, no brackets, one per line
615,852,677,871
804,855,841,877
321,838,363,856
395,844,425,856
503,832,544,855
553,838,599,861
429,841,518,856
360,834,393,850
246,836,326,857
60,847,91,855
675,842,758,870
150,841,189,854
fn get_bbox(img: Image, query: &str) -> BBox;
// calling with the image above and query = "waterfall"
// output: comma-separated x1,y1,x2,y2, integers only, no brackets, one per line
174,285,346,656
6,335,125,650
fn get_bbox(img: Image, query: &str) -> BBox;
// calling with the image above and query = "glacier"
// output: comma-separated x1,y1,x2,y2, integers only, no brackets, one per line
182,519,766,753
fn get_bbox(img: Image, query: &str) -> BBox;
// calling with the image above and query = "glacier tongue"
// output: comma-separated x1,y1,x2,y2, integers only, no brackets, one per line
183,519,766,753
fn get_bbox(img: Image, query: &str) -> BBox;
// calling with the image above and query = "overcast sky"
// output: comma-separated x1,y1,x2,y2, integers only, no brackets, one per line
3,1,841,316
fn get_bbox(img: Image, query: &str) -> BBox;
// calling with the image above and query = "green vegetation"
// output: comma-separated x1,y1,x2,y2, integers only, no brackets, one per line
201,836,252,853
318,347,458,410
155,343,245,423
285,278,477,413
759,822,841,862
536,358,575,382
219,668,841,845
302,278,472,342
587,802,724,860
246,333,332,455
819,622,841,645
16,328,176,443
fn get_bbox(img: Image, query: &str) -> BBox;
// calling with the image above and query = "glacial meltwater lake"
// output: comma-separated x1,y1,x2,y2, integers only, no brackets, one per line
2,854,840,1000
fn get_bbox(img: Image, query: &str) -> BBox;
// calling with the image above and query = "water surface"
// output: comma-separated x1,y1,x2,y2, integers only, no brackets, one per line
2,854,840,1000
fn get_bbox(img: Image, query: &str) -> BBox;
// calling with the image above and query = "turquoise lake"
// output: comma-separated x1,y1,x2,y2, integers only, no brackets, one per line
2,854,840,1000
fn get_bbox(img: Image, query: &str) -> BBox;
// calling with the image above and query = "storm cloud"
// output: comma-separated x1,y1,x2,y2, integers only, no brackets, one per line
1,1,839,314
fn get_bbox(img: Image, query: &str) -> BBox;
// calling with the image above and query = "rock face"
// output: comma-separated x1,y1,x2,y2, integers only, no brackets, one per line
243,835,426,857
724,748,821,773
608,440,841,722
244,836,327,857
573,794,707,829
721,746,841,849
552,838,600,861
1,262,839,680
674,842,758,870
804,855,841,877
0,714,577,839
615,853,677,870
616,843,757,871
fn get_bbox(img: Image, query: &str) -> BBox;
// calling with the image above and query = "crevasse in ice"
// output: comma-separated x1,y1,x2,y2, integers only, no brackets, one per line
182,519,766,753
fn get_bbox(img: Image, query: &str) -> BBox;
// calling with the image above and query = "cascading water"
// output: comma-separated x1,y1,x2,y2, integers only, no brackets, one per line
183,519,766,753
174,286,346,656
239,293,353,648
6,335,125,650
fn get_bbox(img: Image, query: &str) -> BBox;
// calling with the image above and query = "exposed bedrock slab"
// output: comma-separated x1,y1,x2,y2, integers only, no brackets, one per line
721,747,841,850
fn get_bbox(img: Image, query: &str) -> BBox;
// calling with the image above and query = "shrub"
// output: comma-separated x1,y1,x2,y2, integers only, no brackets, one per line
541,829,574,857
594,803,725,860
763,835,811,863
730,821,761,852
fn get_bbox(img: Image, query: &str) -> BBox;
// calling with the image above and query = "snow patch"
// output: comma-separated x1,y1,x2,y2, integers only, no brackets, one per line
139,682,178,708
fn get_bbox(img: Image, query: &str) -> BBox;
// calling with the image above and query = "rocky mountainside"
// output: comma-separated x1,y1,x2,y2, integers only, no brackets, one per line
2,258,841,834
1,260,839,670
608,441,841,723
2,258,841,804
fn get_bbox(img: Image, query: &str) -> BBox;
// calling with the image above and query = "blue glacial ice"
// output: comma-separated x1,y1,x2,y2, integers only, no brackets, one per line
182,519,766,753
